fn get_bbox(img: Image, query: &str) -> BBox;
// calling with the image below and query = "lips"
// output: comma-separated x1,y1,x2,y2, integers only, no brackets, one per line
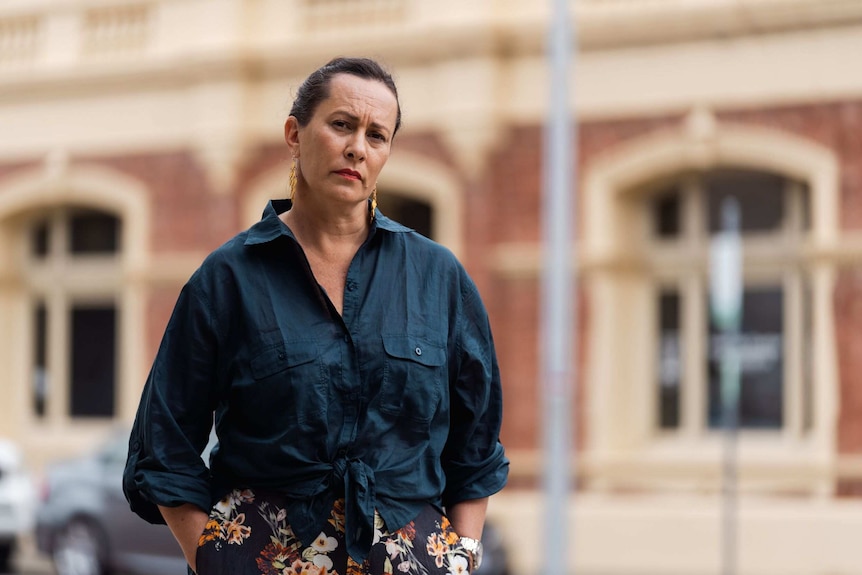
335,169,361,180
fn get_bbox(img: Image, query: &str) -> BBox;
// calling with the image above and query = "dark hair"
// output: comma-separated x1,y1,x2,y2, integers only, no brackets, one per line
290,57,402,136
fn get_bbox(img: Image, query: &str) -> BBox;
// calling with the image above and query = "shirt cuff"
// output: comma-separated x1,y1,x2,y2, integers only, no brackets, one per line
442,444,509,507
124,464,212,525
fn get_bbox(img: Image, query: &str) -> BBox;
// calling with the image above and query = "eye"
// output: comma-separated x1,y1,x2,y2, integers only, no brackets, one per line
369,132,387,143
332,120,350,130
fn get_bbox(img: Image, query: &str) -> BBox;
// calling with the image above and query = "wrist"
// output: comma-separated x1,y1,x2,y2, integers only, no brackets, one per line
458,536,483,571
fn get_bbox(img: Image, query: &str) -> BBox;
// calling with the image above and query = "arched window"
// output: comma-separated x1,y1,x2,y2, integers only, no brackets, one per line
378,192,433,239
24,206,122,421
582,119,839,493
641,169,811,436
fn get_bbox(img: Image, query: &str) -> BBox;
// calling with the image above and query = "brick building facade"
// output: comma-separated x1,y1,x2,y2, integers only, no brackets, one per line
2,1,862,573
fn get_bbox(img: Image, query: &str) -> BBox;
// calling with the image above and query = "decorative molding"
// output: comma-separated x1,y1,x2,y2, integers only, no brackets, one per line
82,3,150,57
377,151,465,258
438,124,504,182
301,0,408,32
583,112,840,257
576,0,862,49
242,161,291,229
0,157,150,272
0,14,39,67
193,140,250,196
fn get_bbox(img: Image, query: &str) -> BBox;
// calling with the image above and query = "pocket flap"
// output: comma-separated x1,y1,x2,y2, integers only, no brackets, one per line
382,335,446,367
251,341,318,379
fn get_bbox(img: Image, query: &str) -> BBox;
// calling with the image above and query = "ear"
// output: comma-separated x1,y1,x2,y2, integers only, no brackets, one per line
284,116,301,156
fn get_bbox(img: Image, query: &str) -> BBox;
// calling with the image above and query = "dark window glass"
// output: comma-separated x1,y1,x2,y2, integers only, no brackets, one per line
708,287,783,429
379,194,433,239
658,291,681,428
800,184,812,232
705,170,784,233
70,211,120,254
31,220,50,258
70,306,116,417
652,188,681,238
33,303,48,418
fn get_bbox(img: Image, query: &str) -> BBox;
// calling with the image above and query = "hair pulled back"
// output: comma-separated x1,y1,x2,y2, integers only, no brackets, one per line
290,57,402,136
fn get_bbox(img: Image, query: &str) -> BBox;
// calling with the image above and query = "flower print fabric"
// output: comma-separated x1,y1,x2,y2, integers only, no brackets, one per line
195,489,473,575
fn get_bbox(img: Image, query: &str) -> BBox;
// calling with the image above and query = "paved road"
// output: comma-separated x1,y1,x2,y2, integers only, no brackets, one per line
7,556,51,575
6,535,52,575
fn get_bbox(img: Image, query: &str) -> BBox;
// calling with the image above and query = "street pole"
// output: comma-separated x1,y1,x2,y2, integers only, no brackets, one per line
541,1,576,575
710,198,742,575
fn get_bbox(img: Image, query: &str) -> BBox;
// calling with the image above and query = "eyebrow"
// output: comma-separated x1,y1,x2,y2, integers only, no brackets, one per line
332,111,392,136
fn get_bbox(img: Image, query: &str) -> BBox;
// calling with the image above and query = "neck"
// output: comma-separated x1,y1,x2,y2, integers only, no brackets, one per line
280,200,369,254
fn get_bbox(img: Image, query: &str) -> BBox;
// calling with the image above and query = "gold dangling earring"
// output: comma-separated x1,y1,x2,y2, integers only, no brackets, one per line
288,159,297,201
370,185,378,222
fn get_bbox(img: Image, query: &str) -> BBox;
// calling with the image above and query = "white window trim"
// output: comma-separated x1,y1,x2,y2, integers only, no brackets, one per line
581,110,840,495
0,161,150,457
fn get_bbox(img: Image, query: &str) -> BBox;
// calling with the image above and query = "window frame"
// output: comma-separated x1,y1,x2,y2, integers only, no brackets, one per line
22,206,122,425
643,174,810,441
580,119,841,494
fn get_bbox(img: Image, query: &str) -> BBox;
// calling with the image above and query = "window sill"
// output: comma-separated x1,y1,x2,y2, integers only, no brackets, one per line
582,435,834,495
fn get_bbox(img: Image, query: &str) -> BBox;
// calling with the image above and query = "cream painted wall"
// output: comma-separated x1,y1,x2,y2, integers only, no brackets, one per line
491,490,862,575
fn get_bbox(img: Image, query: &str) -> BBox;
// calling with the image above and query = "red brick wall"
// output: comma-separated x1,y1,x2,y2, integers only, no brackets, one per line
0,160,39,183
87,152,239,253
834,269,862,453
720,102,862,230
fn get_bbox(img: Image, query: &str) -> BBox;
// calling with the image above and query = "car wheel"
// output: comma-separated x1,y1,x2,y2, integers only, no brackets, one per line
52,518,108,575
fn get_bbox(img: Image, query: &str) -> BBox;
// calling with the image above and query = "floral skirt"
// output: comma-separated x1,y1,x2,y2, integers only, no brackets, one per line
194,489,472,575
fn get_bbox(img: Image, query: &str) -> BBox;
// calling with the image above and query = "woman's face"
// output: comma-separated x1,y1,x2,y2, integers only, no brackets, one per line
285,73,399,213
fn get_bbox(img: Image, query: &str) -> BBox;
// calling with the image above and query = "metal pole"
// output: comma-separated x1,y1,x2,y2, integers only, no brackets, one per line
710,198,742,575
721,321,740,575
541,1,576,574
719,200,741,575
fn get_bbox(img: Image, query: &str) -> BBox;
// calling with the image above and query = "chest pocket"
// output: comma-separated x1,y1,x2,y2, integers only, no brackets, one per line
381,335,447,423
238,340,325,425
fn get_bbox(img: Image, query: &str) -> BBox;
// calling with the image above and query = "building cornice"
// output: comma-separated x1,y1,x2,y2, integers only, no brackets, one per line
3,0,862,95
576,0,862,49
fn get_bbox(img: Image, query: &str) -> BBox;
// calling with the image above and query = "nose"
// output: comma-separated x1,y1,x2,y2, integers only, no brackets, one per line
345,133,366,162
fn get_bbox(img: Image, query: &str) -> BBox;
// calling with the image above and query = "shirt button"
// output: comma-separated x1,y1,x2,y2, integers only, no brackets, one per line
347,281,357,292
415,347,422,356
336,448,347,458
344,335,349,343
278,351,285,360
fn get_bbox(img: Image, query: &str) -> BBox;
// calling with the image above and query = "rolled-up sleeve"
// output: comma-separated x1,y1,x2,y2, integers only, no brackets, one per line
441,276,509,507
123,275,220,524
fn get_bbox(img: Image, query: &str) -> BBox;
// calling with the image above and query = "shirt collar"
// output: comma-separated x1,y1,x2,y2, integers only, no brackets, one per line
244,199,411,246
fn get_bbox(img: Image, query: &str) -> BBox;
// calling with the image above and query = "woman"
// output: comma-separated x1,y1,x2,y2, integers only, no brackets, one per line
123,57,508,575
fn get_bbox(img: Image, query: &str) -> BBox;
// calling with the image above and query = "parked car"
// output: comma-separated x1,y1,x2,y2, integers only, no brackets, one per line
0,438,38,573
35,428,510,575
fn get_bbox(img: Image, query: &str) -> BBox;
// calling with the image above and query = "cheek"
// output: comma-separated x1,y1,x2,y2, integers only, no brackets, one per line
370,152,390,175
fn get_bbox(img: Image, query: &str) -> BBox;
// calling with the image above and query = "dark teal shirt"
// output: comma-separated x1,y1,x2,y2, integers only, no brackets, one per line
123,200,509,562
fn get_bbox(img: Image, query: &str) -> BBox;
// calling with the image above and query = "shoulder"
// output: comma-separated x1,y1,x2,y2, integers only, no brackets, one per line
186,230,252,294
377,213,461,267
